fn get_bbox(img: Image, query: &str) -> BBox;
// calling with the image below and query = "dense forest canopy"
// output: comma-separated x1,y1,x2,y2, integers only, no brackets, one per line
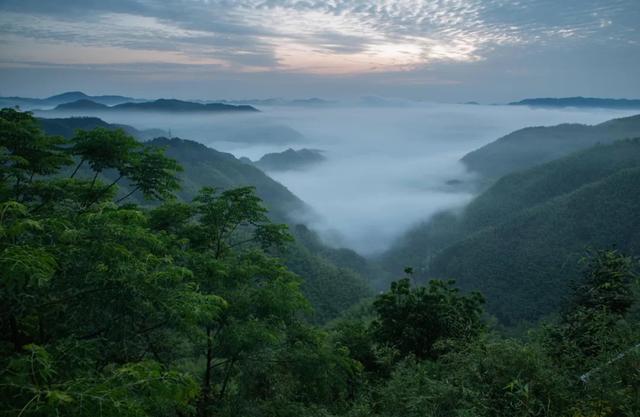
2,108,640,416
381,134,640,320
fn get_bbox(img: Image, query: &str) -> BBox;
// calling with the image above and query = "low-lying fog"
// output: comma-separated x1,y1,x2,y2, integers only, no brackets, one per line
39,104,640,254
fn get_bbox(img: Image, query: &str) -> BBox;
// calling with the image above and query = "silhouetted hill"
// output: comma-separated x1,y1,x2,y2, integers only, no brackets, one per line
254,148,325,171
45,91,142,105
510,96,640,109
0,91,143,109
45,91,91,104
50,92,140,106
461,114,640,179
54,99,110,111
112,99,258,112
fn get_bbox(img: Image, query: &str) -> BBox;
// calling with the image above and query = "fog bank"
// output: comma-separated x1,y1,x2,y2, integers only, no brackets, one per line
39,104,640,254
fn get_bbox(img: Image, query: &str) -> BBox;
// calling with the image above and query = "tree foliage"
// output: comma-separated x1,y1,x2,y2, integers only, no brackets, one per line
372,277,484,360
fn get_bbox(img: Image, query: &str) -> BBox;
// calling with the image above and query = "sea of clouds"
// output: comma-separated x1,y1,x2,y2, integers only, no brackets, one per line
41,102,640,254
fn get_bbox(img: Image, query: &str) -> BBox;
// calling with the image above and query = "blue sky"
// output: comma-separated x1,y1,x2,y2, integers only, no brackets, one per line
0,0,638,101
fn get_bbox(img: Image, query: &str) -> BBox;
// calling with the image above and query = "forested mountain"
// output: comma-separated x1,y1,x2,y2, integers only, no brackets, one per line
510,96,640,109
461,113,640,179
146,137,307,222
144,138,374,321
382,139,640,324
254,148,326,171
431,166,640,323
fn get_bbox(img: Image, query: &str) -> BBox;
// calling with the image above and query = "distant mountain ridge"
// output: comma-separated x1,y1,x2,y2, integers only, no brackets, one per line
51,98,258,113
254,148,326,171
0,91,144,109
510,96,640,109
45,91,142,105
382,138,640,324
55,99,110,111
461,113,640,179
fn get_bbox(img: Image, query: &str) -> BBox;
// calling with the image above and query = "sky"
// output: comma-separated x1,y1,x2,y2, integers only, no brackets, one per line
0,0,639,101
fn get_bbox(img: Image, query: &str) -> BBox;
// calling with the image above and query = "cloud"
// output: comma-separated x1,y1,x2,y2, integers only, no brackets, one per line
1,0,637,75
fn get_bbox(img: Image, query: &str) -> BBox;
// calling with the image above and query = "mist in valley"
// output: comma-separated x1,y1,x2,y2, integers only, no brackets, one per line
37,103,640,254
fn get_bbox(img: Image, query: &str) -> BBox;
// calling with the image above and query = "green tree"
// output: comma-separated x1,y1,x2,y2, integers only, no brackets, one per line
371,277,484,360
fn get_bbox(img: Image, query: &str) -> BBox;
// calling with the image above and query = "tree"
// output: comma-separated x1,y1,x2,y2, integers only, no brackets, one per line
0,110,203,416
371,277,485,360
69,127,182,208
0,108,71,201
571,249,637,315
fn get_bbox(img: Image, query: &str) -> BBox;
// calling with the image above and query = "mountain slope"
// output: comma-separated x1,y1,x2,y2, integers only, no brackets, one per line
461,114,640,179
35,115,371,321
148,137,373,320
462,139,640,231
382,139,640,324
147,137,306,222
429,167,640,324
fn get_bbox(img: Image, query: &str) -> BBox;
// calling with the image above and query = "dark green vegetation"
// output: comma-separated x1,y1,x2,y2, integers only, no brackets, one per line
254,148,326,171
2,108,640,416
144,137,307,223
462,114,640,179
510,97,640,109
383,138,640,324
53,98,258,113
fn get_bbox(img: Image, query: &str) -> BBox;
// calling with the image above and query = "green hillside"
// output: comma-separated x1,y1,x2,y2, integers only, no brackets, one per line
462,113,640,179
382,139,640,324
147,137,308,223
430,167,640,324
462,138,640,231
